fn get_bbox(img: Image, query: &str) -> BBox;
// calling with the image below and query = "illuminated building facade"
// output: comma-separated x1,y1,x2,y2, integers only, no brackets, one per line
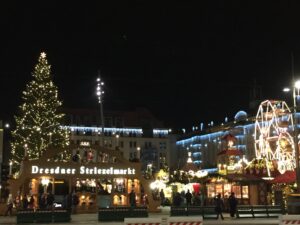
176,111,257,169
177,110,300,170
62,108,177,172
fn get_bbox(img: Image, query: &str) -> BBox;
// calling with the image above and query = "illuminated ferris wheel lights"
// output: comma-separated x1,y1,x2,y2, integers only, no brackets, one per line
255,100,295,174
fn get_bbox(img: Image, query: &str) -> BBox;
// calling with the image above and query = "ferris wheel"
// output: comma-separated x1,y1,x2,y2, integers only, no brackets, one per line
254,100,295,174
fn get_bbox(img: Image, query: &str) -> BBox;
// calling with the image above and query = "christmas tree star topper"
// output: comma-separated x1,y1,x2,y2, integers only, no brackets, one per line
41,52,46,58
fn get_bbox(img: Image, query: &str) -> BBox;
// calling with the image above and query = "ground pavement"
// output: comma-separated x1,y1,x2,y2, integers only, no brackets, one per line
0,206,281,225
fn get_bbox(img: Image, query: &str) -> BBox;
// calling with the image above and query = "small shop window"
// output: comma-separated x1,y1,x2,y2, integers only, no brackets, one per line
97,178,112,194
224,183,231,198
215,184,223,196
242,185,249,198
232,185,241,198
75,179,97,193
114,178,126,193
113,194,127,205
207,184,215,198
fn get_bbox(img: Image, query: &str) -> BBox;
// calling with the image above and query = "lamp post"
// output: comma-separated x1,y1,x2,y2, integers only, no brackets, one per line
9,161,12,176
96,75,105,147
284,80,300,192
293,81,300,192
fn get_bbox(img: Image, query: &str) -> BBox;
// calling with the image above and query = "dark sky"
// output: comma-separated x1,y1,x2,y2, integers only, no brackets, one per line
1,1,300,129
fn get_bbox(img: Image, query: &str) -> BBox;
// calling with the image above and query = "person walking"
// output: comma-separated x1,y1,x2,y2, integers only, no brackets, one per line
214,193,225,220
129,190,136,207
228,192,238,218
185,190,193,207
22,194,29,210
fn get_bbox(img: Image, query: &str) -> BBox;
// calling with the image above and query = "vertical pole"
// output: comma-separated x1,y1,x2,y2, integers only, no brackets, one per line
96,73,105,147
100,102,105,147
9,161,12,176
292,51,300,192
294,87,300,193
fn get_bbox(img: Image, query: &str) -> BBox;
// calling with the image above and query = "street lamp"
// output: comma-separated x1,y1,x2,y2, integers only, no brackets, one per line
9,161,12,176
116,134,119,149
137,147,141,160
293,81,300,193
96,75,105,147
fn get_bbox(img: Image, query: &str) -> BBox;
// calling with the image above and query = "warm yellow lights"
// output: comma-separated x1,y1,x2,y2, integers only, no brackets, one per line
150,180,166,190
54,180,64,184
41,177,50,186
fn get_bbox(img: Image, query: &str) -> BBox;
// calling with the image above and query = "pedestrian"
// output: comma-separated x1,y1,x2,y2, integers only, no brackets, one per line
5,194,14,216
214,193,224,220
39,193,47,209
129,190,136,207
193,192,201,206
228,192,238,218
159,189,165,207
22,194,28,209
173,192,182,206
72,150,81,163
185,190,193,207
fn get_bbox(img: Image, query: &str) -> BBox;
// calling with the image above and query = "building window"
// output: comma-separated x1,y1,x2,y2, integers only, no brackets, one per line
120,141,124,148
145,142,152,149
159,142,167,150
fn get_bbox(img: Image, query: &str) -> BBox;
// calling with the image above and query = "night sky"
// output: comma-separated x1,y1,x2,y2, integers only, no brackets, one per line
1,1,300,129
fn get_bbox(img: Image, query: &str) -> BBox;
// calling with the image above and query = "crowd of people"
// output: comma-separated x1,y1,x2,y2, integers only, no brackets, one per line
170,190,205,207
5,193,35,216
4,187,238,219
166,190,239,219
4,191,81,216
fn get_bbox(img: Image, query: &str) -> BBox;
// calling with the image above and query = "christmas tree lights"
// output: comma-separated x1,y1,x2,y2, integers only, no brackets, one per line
11,52,69,165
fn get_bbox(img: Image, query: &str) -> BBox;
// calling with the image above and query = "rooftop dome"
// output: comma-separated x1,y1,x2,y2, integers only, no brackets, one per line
234,110,247,122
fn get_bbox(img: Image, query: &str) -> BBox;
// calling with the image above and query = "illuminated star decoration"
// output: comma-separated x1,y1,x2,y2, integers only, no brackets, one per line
41,52,46,58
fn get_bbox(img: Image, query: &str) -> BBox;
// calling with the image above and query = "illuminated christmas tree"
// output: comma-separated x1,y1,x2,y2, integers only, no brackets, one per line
11,52,69,164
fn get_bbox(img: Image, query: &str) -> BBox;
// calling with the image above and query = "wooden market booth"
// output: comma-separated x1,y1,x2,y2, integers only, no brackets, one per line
8,144,160,213
203,133,270,206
